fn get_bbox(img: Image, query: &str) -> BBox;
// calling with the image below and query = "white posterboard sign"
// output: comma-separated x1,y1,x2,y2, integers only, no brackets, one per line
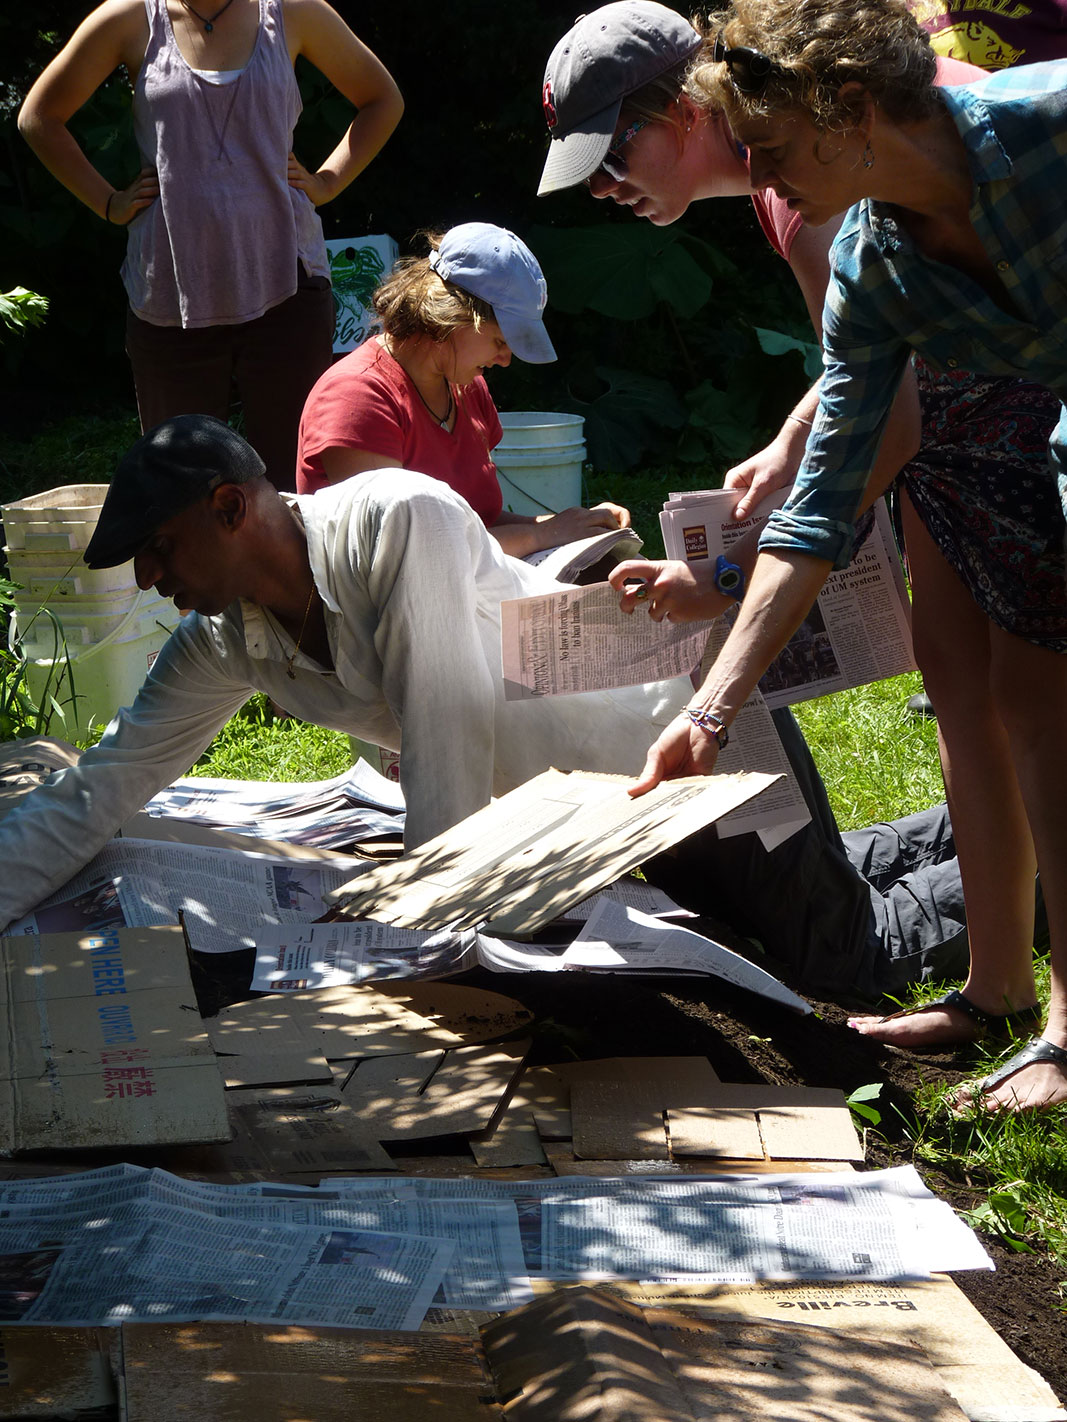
326,236,399,354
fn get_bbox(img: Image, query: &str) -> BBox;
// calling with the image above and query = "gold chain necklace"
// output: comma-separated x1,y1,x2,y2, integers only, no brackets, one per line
285,583,317,680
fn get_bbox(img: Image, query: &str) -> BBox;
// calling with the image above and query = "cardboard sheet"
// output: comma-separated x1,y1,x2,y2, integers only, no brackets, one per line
341,1041,531,1140
0,1326,114,1418
612,1277,1067,1422
119,1321,500,1420
325,767,777,936
481,1286,967,1421
0,926,228,1153
567,1056,724,1160
669,1085,865,1163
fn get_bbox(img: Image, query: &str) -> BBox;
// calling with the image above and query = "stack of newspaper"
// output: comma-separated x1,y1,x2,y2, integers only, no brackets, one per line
142,759,405,850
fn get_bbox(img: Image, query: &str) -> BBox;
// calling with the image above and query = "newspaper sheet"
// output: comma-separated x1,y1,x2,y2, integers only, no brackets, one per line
250,921,480,991
500,581,709,700
323,1166,993,1283
563,899,811,1014
499,578,810,843
248,900,807,1015
9,838,373,954
0,1165,453,1329
662,489,915,709
146,1174,533,1312
523,525,643,584
142,761,405,849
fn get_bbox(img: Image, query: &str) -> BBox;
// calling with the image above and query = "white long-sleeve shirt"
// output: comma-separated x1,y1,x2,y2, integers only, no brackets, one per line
0,471,688,929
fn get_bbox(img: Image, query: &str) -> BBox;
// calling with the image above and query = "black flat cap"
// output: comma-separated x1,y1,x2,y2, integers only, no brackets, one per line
84,414,265,570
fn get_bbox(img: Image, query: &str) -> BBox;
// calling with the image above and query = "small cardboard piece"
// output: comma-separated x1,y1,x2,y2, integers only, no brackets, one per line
325,767,777,936
119,1319,499,1420
670,1085,865,1162
0,926,229,1154
341,1041,531,1140
0,1326,115,1418
480,1286,967,1421
567,1057,723,1161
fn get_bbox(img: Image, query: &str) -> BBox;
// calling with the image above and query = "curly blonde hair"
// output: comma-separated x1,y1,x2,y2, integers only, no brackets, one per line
373,232,495,344
687,0,939,132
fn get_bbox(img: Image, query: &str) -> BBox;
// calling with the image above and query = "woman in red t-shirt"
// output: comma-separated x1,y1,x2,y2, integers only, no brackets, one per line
297,222,629,557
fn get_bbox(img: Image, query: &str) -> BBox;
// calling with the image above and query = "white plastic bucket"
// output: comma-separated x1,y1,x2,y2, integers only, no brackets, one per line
494,412,585,517
1,485,107,551
19,603,181,738
4,545,134,599
12,586,153,649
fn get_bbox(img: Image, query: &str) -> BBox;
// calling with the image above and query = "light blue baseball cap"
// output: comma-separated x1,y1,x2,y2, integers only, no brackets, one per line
428,223,557,365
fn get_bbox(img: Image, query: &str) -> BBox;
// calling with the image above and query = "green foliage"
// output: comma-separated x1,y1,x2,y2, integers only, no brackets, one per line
0,286,48,338
793,671,944,831
846,1081,884,1128
0,577,76,740
191,695,352,783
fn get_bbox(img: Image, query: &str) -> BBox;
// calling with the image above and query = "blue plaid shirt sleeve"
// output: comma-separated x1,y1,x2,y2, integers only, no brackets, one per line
757,59,1067,569
760,216,914,569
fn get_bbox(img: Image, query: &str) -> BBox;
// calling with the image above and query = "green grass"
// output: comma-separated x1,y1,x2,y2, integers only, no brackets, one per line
189,696,352,782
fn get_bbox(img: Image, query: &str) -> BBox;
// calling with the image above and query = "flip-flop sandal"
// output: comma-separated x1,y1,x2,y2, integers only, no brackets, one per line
873,988,1042,1052
976,1036,1067,1099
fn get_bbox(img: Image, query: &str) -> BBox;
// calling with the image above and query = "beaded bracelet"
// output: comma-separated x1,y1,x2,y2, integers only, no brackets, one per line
683,706,729,749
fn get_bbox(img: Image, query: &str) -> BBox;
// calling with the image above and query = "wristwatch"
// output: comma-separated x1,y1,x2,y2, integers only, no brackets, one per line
714,555,745,600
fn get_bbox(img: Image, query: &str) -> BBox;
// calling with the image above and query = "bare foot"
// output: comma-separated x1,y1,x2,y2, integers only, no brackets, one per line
848,1002,987,1050
954,1039,1067,1114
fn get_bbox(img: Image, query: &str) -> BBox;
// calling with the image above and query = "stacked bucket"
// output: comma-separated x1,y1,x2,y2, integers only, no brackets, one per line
2,485,180,737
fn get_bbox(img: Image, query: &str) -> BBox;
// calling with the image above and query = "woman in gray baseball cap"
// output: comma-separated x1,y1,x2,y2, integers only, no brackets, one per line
539,2,1067,1104
296,221,629,557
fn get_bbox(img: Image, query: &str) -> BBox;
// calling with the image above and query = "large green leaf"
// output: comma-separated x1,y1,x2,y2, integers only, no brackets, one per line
755,325,824,382
686,378,762,465
570,365,687,470
529,224,714,320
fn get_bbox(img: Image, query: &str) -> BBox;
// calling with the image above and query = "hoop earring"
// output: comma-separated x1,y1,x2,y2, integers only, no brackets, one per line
862,139,875,169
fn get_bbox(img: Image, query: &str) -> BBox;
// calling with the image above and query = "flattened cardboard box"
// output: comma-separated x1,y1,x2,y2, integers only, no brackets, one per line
326,767,777,936
0,1326,114,1419
0,926,229,1154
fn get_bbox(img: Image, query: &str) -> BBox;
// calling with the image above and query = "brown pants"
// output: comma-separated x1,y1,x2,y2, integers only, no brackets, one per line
125,267,334,491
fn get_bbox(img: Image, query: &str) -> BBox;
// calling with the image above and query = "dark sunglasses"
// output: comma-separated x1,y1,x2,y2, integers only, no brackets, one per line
712,33,782,94
592,116,650,183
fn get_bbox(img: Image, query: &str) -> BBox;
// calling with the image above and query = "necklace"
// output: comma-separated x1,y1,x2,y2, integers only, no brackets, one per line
179,0,237,31
285,583,318,680
412,378,454,429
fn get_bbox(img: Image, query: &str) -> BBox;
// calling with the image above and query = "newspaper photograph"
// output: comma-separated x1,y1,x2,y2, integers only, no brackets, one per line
661,489,915,708
500,581,710,700
8,838,371,953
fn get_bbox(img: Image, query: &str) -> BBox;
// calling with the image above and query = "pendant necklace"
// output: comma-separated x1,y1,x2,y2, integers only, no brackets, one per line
179,0,237,31
286,583,318,680
412,377,453,430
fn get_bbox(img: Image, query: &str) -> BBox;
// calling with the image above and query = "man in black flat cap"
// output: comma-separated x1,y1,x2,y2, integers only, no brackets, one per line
0,414,688,930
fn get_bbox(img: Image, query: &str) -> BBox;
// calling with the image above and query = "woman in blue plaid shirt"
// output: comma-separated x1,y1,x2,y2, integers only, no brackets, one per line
608,0,1067,1112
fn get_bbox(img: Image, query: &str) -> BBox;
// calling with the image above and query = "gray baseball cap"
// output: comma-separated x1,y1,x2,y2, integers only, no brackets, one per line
428,223,557,364
538,2,702,195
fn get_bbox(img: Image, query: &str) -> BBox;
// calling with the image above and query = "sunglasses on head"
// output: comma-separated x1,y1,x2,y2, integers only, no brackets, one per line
712,33,782,94
591,116,650,183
